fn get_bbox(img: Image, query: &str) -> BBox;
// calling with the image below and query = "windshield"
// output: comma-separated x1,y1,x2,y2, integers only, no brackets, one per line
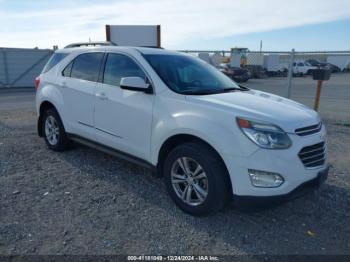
143,54,241,94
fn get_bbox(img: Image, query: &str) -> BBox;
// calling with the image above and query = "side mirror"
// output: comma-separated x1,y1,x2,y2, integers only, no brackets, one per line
120,77,152,94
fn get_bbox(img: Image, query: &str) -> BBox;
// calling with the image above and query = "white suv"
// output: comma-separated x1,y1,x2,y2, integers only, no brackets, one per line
35,44,329,215
293,61,318,76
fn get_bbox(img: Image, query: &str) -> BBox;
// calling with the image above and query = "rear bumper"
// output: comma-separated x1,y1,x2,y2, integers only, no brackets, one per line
233,165,329,208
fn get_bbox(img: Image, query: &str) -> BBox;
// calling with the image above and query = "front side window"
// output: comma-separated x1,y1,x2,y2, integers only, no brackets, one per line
143,54,239,94
70,53,104,82
103,53,146,86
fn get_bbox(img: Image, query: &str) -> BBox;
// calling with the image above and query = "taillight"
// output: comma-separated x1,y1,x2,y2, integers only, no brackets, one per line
35,77,40,90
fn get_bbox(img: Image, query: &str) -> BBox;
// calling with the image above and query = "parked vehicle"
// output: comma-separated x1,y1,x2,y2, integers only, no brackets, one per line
36,44,329,216
266,68,288,77
305,59,322,67
244,65,268,79
216,64,250,82
319,62,341,73
293,62,318,76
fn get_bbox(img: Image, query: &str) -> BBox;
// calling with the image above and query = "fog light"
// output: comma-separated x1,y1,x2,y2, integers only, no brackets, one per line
248,169,284,188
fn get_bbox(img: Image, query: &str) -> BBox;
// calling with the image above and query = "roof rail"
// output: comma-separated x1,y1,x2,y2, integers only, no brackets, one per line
64,41,117,48
139,46,163,49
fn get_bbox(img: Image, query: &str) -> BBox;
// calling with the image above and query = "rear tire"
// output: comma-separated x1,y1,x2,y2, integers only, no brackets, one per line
163,142,231,216
42,108,70,151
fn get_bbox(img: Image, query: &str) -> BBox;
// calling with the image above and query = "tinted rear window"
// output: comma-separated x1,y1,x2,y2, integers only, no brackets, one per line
42,53,68,73
70,53,104,82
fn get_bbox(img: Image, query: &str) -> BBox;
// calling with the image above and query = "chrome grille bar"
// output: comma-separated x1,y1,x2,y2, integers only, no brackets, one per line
295,122,322,136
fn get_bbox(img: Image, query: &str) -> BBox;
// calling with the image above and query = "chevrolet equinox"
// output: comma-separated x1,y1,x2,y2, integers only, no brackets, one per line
35,44,329,215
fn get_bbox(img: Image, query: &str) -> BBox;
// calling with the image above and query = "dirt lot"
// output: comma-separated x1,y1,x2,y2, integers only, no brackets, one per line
0,74,350,256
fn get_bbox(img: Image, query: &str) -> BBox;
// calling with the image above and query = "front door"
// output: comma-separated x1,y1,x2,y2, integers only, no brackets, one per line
94,53,154,161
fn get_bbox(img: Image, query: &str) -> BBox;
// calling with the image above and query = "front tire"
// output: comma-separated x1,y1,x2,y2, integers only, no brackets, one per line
42,108,70,151
163,142,231,216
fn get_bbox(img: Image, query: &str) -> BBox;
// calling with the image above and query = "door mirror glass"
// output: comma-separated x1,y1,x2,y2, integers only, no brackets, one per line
120,77,152,93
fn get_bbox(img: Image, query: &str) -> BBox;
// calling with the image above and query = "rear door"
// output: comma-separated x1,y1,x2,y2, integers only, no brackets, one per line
94,52,154,161
58,52,104,140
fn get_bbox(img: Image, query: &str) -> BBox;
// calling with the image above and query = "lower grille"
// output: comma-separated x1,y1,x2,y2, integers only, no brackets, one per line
298,142,326,168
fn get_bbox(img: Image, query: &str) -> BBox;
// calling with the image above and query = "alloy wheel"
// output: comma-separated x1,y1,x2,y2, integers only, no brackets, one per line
44,115,60,145
171,157,208,206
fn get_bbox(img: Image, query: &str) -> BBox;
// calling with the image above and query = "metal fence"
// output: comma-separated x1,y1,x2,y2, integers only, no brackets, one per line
180,49,350,98
1,47,349,92
0,48,53,88
179,49,350,70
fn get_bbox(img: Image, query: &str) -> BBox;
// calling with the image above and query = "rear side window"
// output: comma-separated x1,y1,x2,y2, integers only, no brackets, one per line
70,53,104,82
103,53,146,86
42,53,68,73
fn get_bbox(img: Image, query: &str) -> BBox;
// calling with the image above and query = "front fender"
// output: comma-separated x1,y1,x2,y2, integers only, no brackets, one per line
150,106,258,165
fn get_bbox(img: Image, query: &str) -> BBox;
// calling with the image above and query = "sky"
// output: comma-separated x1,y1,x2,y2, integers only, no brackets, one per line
0,0,349,51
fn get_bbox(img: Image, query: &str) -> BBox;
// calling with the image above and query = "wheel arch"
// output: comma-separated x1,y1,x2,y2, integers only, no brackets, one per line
156,134,233,195
37,101,58,137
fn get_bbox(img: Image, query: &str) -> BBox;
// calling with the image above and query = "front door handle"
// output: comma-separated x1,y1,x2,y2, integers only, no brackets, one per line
96,92,108,100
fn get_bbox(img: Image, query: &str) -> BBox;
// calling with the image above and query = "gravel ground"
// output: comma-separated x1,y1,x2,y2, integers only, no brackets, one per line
0,89,350,256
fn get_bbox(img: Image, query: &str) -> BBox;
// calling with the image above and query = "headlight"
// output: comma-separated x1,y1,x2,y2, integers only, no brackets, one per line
237,118,292,149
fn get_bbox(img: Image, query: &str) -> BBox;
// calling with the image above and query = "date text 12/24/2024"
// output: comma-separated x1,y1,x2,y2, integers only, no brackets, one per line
127,255,219,261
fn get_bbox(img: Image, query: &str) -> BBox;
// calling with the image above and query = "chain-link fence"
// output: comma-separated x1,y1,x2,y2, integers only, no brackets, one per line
179,49,350,98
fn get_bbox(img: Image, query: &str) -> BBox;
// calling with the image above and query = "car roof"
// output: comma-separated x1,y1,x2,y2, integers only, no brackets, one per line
55,46,182,56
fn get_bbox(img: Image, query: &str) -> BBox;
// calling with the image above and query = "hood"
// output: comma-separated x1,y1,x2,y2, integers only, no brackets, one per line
186,89,320,133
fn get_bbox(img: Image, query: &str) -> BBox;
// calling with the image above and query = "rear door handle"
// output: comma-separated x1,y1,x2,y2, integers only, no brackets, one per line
96,92,108,100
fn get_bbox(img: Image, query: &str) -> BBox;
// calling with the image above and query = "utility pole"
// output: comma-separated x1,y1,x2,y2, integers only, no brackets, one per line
286,49,295,98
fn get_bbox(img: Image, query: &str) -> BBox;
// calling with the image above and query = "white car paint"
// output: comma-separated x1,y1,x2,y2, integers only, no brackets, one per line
293,61,318,75
36,46,328,199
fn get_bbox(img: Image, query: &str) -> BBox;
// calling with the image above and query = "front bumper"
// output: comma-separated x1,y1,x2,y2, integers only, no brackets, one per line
233,165,329,207
223,126,328,197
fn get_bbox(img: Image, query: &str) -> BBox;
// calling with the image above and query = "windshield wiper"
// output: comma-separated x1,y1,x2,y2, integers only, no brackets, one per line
181,86,249,95
222,86,249,92
181,89,221,95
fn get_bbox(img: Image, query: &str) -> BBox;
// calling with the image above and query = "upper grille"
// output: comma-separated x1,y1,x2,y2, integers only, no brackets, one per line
295,122,322,136
298,142,326,168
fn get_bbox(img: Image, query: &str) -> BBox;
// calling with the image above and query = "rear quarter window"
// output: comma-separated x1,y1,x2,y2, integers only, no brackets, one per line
42,53,68,73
